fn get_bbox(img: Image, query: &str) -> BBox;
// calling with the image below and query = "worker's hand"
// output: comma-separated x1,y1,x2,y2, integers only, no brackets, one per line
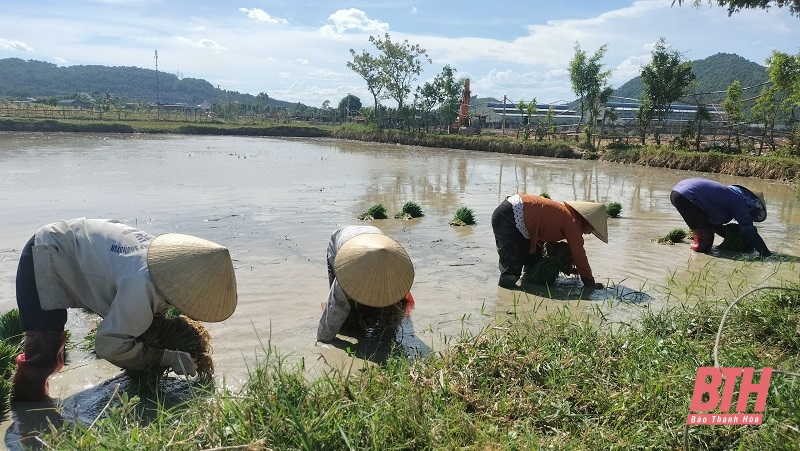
581,277,604,290
160,349,198,377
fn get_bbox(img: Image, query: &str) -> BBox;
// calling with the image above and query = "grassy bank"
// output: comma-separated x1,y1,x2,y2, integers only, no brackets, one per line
2,117,799,183
39,286,800,450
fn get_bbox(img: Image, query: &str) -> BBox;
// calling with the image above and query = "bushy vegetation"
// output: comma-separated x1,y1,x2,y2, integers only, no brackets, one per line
37,286,800,449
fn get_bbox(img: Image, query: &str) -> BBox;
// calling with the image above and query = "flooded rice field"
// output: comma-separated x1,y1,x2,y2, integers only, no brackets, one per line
1,132,799,444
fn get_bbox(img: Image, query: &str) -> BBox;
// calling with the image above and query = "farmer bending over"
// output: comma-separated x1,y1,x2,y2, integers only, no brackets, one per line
13,218,238,402
670,178,770,256
317,226,415,342
491,194,608,290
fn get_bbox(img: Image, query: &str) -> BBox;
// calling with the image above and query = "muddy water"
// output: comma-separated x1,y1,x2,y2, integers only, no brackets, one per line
1,132,799,445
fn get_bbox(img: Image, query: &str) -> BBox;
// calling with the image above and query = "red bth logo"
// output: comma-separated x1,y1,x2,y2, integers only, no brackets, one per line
686,367,771,425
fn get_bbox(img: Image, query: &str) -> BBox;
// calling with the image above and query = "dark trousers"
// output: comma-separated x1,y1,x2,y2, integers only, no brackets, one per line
670,191,713,230
491,200,541,278
16,235,67,332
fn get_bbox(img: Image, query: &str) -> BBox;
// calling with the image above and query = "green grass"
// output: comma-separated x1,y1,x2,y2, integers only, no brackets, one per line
36,285,800,449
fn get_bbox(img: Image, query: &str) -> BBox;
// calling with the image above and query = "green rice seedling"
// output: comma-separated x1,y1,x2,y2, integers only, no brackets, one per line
521,256,561,285
393,201,424,219
657,228,688,244
0,309,23,344
605,201,622,218
717,224,754,252
449,207,476,226
357,203,388,221
0,340,22,414
521,241,576,285
539,192,551,199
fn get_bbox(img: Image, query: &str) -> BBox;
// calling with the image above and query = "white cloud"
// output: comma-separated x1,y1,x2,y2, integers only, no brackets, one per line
411,7,418,14
175,36,227,51
307,68,340,79
239,8,288,25
279,72,294,79
293,58,309,65
319,9,389,37
53,57,67,64
0,38,35,52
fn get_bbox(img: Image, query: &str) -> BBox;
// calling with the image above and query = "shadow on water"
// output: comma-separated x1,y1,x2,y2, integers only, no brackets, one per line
518,276,653,304
6,374,211,450
326,315,431,365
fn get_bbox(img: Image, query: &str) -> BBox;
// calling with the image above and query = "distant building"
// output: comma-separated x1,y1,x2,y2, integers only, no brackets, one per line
12,97,37,106
57,99,93,109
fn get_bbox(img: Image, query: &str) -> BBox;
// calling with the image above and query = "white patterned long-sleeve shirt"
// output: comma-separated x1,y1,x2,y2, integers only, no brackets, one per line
316,225,382,342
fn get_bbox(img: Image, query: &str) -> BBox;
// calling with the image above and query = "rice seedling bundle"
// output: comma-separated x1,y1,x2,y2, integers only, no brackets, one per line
449,207,476,226
521,256,561,285
717,224,754,252
358,203,388,221
128,315,214,380
657,228,688,244
539,192,550,199
606,202,622,218
394,201,424,219
0,309,22,344
521,241,576,285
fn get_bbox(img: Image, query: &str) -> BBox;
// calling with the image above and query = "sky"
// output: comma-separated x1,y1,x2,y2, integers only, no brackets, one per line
1,0,799,108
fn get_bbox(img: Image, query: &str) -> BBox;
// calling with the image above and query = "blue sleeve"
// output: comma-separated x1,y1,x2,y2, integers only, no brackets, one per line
739,225,771,257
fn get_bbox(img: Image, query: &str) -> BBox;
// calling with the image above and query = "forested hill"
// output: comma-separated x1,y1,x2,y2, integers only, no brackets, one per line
613,52,769,105
0,58,295,107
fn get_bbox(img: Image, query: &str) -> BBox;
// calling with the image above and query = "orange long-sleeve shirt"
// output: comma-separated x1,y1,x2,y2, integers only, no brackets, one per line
520,194,593,281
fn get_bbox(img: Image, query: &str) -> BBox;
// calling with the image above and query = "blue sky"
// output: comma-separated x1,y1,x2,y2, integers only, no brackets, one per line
1,0,799,107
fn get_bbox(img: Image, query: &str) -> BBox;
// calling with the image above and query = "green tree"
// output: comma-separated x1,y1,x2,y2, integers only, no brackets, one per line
337,94,362,122
752,85,778,154
537,105,557,141
636,96,655,145
722,80,744,151
640,37,696,145
436,66,464,133
764,50,800,155
672,0,800,17
347,49,384,119
370,33,431,126
568,42,613,146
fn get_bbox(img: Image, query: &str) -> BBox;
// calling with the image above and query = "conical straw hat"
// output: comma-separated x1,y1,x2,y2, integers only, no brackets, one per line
731,185,767,222
564,201,609,243
147,234,238,322
333,234,414,307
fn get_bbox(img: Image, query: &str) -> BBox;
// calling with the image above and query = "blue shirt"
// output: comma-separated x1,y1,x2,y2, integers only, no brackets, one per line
672,178,753,226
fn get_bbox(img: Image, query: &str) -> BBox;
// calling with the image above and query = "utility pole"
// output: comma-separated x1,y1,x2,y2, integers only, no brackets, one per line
155,50,160,120
502,95,506,135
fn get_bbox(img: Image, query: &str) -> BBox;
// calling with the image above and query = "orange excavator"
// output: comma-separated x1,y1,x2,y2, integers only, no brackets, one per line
450,79,478,134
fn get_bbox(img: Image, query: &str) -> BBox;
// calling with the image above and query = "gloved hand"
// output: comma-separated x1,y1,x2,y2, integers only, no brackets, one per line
160,349,198,376
581,277,604,289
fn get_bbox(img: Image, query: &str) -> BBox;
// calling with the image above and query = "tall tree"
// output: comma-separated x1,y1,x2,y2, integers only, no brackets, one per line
568,42,612,145
640,37,695,145
346,49,384,115
722,80,744,151
370,33,431,114
337,94,362,121
672,0,800,17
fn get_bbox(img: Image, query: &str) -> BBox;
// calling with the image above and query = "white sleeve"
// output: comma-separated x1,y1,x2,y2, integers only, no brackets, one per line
94,276,159,370
316,279,351,342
